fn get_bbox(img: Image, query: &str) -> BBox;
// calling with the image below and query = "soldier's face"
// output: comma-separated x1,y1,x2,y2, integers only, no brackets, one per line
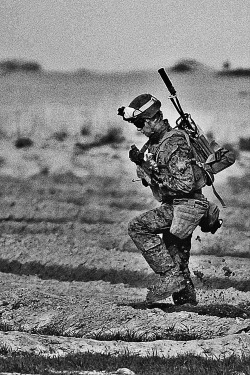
139,118,159,137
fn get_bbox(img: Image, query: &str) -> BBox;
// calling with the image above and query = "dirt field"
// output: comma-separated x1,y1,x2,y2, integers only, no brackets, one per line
0,68,249,374
0,138,249,362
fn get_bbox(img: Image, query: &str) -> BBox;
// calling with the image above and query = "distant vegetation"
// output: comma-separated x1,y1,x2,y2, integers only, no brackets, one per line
96,126,125,145
80,121,92,136
0,59,42,74
75,126,125,152
217,68,250,77
169,59,204,73
222,60,231,70
168,59,250,78
239,137,250,151
222,141,240,160
14,137,33,148
51,131,68,142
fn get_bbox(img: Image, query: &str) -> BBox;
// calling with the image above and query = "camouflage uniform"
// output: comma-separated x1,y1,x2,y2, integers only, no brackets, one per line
128,125,205,304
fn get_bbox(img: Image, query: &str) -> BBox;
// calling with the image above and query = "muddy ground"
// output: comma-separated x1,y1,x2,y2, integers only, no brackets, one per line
0,142,249,360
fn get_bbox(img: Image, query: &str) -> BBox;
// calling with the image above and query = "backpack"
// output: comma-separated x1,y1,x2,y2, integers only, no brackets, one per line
152,121,235,207
175,116,235,207
185,119,235,175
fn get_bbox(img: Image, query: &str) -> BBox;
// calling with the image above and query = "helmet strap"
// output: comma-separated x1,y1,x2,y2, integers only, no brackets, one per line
133,96,158,117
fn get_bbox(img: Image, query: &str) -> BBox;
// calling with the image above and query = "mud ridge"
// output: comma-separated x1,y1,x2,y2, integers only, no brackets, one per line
0,217,74,224
0,216,116,225
1,331,250,359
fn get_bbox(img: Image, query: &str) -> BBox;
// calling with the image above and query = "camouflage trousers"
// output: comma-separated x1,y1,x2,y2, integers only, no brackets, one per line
128,203,191,276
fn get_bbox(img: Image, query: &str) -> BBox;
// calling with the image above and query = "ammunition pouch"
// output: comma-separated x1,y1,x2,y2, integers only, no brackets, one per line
199,201,223,234
170,198,209,239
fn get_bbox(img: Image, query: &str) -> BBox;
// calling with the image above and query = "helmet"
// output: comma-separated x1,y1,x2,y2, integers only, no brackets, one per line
129,94,161,120
117,94,161,127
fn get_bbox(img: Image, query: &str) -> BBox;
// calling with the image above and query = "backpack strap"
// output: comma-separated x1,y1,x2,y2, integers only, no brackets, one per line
139,140,150,154
211,184,226,208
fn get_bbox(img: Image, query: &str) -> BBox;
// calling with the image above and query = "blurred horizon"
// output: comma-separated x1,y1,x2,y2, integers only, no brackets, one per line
0,57,249,75
0,58,249,145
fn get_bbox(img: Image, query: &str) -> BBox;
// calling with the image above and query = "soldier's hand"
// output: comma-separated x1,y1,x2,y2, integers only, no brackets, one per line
129,145,144,165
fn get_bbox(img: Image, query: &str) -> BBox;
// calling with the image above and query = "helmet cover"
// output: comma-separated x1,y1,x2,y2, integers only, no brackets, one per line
129,94,161,120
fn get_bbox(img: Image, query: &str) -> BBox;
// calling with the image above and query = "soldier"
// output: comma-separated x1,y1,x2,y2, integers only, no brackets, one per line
118,94,210,305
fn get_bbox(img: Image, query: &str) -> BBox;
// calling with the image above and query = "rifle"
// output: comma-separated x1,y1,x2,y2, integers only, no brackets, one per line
158,68,214,162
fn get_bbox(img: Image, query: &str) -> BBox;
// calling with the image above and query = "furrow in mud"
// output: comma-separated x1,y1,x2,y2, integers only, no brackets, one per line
0,257,151,286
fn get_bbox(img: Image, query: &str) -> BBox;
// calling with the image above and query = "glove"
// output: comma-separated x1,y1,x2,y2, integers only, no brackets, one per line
129,145,144,165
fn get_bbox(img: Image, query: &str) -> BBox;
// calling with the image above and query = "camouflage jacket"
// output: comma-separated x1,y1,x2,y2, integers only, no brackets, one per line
138,126,206,202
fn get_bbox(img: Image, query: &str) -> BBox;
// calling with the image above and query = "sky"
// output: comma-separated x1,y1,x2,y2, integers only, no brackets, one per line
0,0,249,72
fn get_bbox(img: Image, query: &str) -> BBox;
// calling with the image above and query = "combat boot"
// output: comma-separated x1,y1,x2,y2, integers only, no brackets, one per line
146,265,186,303
172,278,197,306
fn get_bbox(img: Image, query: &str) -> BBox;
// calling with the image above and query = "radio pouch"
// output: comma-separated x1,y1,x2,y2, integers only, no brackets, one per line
199,201,223,234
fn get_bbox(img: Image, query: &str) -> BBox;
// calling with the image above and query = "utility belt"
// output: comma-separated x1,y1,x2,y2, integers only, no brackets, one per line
162,190,204,204
170,196,209,239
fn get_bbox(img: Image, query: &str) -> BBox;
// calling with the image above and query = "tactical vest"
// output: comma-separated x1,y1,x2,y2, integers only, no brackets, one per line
154,128,208,191
146,128,233,206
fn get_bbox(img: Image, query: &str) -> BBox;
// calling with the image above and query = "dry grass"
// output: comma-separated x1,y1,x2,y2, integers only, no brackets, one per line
0,350,249,375
91,326,202,342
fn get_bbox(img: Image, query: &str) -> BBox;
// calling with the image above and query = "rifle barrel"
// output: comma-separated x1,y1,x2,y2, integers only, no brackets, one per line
158,68,176,96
